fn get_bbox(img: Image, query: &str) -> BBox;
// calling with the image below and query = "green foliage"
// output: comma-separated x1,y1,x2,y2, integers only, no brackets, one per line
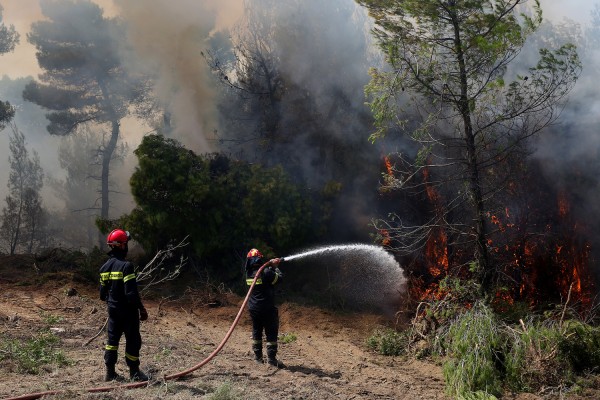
383,271,600,398
153,347,173,362
119,134,320,266
0,331,69,374
40,312,63,325
504,319,600,391
0,5,19,129
360,0,581,299
0,100,15,129
366,328,407,356
560,320,600,372
457,392,498,400
279,332,297,344
504,320,571,391
442,302,504,398
1,126,45,255
207,381,241,400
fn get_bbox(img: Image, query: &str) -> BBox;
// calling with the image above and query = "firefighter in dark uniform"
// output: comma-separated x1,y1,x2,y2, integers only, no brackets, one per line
245,248,284,367
99,229,149,382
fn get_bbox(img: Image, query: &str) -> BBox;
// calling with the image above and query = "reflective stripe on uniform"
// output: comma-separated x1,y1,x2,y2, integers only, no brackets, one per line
271,274,279,285
246,278,263,285
105,344,119,351
266,341,277,347
123,273,136,283
125,352,139,361
100,271,124,281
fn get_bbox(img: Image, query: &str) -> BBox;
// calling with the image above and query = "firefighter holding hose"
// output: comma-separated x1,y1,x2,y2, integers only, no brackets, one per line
99,229,149,382
245,248,285,368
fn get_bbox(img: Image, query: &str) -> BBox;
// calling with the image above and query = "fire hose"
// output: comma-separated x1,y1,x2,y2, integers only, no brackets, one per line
3,260,276,400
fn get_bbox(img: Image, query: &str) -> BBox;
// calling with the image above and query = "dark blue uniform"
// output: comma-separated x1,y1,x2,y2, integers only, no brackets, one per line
245,255,283,365
99,250,144,372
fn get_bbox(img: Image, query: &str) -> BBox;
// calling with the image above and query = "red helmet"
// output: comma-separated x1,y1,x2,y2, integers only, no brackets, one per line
247,248,263,258
107,229,130,246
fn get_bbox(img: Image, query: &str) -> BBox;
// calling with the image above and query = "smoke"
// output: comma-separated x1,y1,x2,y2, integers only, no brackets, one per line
0,0,598,254
113,0,243,152
527,2,600,272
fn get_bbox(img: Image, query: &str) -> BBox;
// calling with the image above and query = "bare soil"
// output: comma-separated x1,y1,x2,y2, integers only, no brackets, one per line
1,255,599,400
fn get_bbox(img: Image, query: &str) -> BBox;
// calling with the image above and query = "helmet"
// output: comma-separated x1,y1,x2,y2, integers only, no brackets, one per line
107,229,130,246
247,248,263,258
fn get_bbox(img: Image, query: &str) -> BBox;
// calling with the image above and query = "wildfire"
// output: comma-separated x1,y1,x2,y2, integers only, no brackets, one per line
379,229,391,246
558,191,569,218
384,155,393,177
409,181,595,313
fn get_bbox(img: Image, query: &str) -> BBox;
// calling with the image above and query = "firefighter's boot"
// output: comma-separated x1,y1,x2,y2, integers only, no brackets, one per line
266,341,285,368
252,340,263,363
104,364,123,382
129,366,149,382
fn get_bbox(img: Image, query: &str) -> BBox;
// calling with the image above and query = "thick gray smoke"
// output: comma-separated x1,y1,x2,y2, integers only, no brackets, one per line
113,0,244,152
0,0,598,253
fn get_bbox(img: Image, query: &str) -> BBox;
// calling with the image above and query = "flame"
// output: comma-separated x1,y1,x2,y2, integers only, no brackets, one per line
384,155,393,177
558,191,569,218
408,171,594,313
379,229,391,246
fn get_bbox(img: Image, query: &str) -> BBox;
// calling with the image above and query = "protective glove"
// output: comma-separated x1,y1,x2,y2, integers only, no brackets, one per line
270,258,281,267
139,307,148,321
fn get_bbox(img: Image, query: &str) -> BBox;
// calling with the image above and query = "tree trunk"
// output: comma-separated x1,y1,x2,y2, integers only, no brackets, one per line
98,120,120,248
451,11,492,296
9,201,22,256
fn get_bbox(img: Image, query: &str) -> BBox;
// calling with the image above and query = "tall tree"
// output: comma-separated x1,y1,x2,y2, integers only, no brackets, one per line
1,126,44,255
357,0,581,295
208,0,380,241
0,5,20,129
112,134,316,277
23,0,143,225
48,126,127,249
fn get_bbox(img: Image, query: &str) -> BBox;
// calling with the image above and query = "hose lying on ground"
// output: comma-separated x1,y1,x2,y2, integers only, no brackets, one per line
3,261,273,400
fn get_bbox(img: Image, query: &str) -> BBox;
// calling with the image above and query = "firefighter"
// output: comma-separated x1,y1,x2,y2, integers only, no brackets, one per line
99,229,149,382
245,248,285,368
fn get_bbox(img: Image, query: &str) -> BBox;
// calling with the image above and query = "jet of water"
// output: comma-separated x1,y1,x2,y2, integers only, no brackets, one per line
284,243,397,265
283,244,406,315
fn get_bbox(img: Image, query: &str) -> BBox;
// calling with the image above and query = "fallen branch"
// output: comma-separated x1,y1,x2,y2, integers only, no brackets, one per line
83,317,108,347
137,236,189,294
560,282,573,334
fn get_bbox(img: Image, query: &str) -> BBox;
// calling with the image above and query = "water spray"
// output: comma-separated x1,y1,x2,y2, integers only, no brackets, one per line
4,244,402,400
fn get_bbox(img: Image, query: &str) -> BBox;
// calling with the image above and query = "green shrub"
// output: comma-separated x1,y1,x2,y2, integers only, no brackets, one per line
40,312,63,325
0,331,70,374
560,320,600,373
366,328,407,356
442,302,504,398
207,381,241,400
504,320,571,391
279,332,297,344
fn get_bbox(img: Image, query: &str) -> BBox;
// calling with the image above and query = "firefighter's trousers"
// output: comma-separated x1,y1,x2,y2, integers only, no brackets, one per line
249,306,279,359
104,306,142,369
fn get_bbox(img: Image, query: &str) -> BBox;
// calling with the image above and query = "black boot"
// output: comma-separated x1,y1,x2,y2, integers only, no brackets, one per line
266,342,285,368
130,367,149,382
105,364,123,381
252,340,263,363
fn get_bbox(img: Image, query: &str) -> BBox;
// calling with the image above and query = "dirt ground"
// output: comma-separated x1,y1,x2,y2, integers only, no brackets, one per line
1,256,599,400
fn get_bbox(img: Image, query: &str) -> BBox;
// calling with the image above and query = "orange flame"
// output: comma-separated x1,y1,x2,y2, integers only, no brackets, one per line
384,156,393,177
